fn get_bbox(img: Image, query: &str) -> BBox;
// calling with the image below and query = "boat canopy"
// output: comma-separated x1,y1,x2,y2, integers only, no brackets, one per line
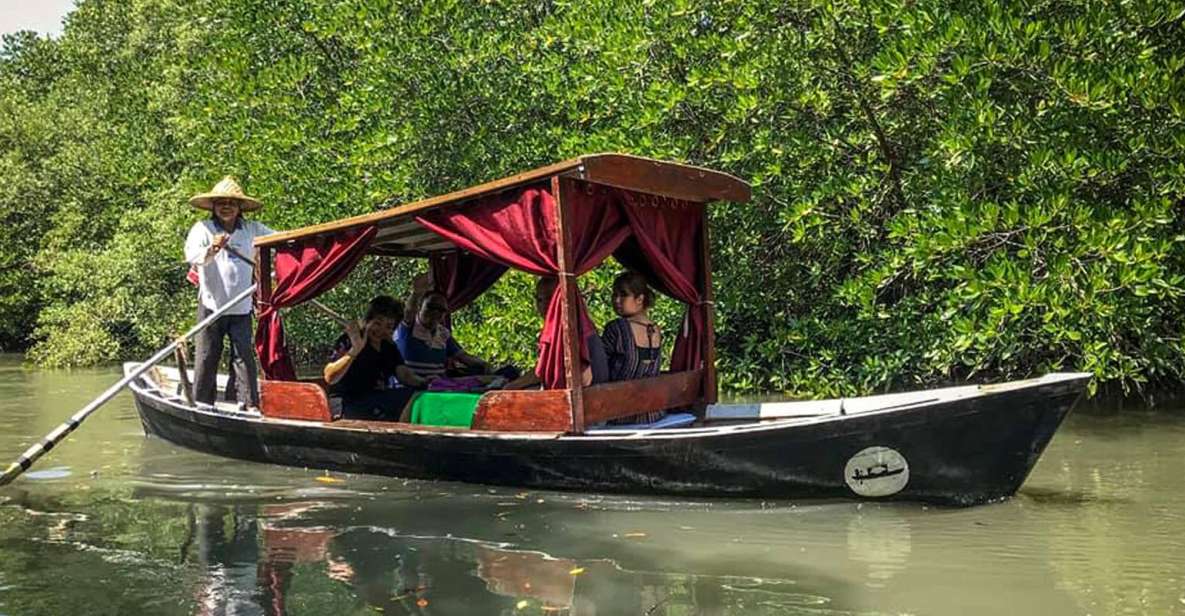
251,153,750,432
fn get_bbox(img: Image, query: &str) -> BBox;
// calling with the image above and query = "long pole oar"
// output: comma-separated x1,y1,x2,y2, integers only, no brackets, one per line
306,298,351,327
0,283,258,487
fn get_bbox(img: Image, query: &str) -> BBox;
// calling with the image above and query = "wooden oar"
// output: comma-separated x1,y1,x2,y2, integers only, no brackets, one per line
0,283,258,487
223,245,256,267
305,298,351,327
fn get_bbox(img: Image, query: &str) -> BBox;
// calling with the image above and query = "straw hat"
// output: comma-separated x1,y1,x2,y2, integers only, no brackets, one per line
189,176,262,212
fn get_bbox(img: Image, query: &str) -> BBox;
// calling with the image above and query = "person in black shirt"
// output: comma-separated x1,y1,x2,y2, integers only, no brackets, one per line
323,295,428,420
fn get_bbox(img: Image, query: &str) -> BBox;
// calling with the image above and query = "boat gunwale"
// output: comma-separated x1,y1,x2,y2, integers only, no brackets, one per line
125,363,1090,443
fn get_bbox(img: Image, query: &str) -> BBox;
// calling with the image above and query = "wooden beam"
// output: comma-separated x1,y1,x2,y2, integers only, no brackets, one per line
257,159,582,248
417,241,456,252
256,246,272,315
374,222,429,241
368,243,408,256
552,177,585,433
371,231,438,247
700,206,718,408
367,246,446,258
406,234,453,250
257,154,750,250
582,370,704,424
370,233,453,255
575,154,751,204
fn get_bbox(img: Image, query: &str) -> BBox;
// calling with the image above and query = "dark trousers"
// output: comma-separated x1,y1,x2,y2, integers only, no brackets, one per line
341,389,415,421
196,305,239,402
194,305,259,406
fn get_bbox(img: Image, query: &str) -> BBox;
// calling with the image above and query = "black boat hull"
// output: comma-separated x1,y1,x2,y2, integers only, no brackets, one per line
128,372,1085,506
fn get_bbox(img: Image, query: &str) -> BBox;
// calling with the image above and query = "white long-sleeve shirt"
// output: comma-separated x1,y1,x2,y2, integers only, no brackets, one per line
184,218,275,315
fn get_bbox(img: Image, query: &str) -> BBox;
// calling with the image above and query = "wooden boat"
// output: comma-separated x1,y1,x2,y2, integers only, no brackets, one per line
127,153,1089,506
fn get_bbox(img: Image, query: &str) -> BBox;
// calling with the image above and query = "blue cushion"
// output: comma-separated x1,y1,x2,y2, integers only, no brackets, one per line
591,412,697,431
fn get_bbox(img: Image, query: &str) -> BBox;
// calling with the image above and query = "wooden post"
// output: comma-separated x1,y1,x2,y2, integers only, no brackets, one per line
256,246,273,384
256,246,272,308
552,177,585,433
700,205,718,408
174,341,195,405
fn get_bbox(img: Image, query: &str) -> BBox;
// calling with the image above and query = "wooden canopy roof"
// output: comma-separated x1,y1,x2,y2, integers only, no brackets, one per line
255,153,751,257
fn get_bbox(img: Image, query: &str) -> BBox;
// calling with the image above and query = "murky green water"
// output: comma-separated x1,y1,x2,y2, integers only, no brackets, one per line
1,355,1183,615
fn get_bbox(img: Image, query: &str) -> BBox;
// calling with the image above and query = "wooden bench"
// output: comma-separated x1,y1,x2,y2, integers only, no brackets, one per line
260,379,334,422
583,370,703,424
262,370,703,431
470,370,703,432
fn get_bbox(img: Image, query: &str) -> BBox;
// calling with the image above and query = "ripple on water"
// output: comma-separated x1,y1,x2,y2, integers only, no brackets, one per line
21,466,72,480
3,358,1185,616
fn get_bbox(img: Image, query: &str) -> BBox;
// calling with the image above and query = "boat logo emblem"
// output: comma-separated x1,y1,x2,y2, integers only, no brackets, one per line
844,446,909,497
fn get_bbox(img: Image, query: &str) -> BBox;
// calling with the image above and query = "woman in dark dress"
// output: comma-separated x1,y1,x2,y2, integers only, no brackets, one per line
601,271,665,424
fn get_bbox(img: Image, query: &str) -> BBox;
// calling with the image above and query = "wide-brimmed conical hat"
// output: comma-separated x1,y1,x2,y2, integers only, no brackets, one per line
189,176,262,212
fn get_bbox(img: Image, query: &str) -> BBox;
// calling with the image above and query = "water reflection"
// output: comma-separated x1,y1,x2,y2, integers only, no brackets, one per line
845,512,910,588
92,479,1090,616
191,504,264,615
3,357,1185,615
167,496,833,615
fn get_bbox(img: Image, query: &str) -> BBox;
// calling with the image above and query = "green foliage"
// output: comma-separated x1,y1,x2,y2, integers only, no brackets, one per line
2,0,1183,397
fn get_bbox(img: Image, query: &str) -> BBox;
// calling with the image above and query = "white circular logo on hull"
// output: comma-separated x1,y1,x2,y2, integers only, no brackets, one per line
844,446,909,497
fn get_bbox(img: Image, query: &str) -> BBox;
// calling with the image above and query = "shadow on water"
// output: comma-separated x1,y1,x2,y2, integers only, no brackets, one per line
1016,487,1132,507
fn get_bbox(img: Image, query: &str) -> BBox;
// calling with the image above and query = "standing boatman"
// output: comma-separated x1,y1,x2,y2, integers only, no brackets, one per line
184,177,275,411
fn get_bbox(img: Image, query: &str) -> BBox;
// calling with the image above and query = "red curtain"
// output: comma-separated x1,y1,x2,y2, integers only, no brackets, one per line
615,190,707,372
429,251,507,313
255,226,378,380
416,181,630,387
250,181,707,386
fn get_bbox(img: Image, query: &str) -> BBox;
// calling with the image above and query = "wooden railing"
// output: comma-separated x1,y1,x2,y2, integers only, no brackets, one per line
260,380,333,422
471,389,572,432
582,370,703,424
259,370,703,432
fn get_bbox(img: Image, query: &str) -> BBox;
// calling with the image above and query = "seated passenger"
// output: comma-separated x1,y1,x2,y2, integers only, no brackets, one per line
505,276,608,389
401,271,432,330
323,296,427,420
394,292,491,384
601,271,664,424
